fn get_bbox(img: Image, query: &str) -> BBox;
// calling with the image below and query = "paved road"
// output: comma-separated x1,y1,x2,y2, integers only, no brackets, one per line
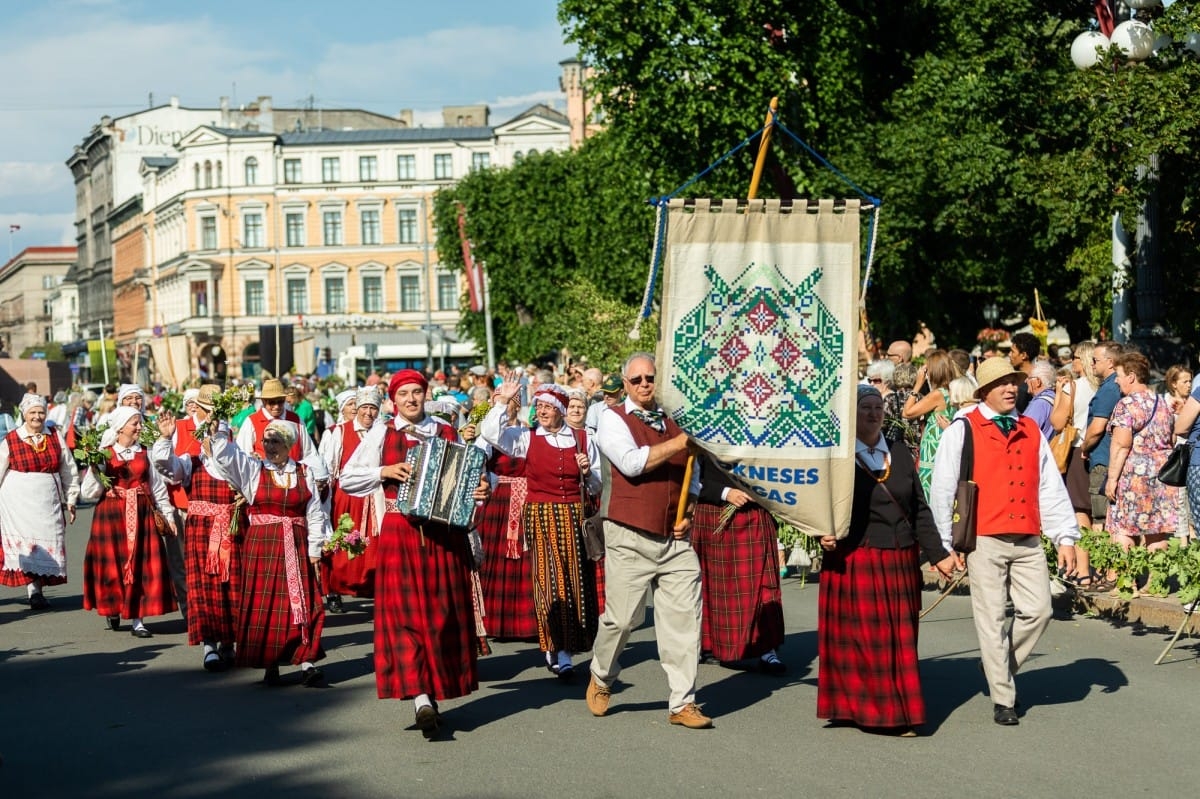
2,507,1198,798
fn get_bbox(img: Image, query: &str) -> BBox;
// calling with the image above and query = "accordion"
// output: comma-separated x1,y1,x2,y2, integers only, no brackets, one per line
392,436,487,529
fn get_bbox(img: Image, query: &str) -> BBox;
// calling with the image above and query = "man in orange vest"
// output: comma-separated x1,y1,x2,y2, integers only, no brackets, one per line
930,357,1079,727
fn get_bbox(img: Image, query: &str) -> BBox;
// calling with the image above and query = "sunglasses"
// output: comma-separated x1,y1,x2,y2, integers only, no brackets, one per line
867,377,884,384
626,374,656,386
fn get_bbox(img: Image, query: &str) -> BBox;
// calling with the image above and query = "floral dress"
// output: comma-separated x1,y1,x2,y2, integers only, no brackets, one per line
1106,391,1179,536
916,388,952,499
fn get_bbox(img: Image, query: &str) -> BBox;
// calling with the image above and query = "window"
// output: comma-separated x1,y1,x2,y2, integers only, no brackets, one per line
433,153,453,180
191,281,209,316
283,159,302,184
286,277,308,315
324,275,346,314
362,274,383,313
194,164,201,189
216,161,223,187
204,161,213,189
397,154,415,180
398,208,418,244
285,212,305,247
321,157,340,183
471,152,490,171
42,275,55,289
437,273,459,310
359,155,377,182
399,274,422,311
243,212,264,248
244,157,258,185
244,279,265,315
360,209,381,245
200,216,217,250
322,211,343,246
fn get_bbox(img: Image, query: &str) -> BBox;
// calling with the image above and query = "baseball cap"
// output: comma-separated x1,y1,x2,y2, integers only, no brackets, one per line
601,375,623,394
468,365,487,377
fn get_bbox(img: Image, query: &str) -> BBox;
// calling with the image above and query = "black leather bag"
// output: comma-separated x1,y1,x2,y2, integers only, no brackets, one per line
950,420,978,554
1158,440,1192,488
575,431,605,561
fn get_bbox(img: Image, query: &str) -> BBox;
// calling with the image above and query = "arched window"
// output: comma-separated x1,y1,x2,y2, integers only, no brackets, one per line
203,160,213,189
194,164,201,189
215,161,223,188
245,157,258,185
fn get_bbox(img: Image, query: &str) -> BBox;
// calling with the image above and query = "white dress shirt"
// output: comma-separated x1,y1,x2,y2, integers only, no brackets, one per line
79,441,176,520
594,398,700,494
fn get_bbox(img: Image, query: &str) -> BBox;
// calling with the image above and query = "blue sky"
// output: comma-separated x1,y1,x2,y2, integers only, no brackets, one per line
0,0,572,250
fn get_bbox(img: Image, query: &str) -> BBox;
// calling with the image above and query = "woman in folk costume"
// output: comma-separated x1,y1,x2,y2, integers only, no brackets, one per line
81,406,179,637
816,386,961,736
320,387,382,611
316,389,357,475
207,419,328,686
151,385,244,672
692,454,786,673
472,394,537,641
340,369,489,737
481,377,601,680
0,393,80,609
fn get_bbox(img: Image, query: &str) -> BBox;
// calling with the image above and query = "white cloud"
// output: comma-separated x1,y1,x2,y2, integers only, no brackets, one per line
0,213,76,249
0,163,71,199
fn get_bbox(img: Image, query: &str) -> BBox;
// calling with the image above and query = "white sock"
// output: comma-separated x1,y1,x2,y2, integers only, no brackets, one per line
301,662,315,671
545,651,555,667
557,650,573,669
761,649,781,663
414,693,433,711
202,643,216,656
27,583,39,598
132,618,145,630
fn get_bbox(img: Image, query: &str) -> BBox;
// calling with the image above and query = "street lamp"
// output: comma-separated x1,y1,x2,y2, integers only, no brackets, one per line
983,302,999,328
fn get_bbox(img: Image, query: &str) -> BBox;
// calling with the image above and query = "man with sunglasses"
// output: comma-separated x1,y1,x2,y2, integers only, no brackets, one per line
588,353,710,729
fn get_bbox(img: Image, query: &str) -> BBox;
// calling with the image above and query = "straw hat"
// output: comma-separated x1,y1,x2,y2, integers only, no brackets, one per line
195,384,221,411
973,358,1027,399
259,378,287,400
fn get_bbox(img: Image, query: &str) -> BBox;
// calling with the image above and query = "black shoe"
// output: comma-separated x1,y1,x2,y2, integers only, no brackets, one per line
758,653,787,675
993,704,1019,726
203,651,226,672
131,626,153,639
557,663,575,682
698,650,719,666
415,704,440,738
29,593,50,611
106,615,121,631
301,666,325,687
325,595,345,614
263,666,283,686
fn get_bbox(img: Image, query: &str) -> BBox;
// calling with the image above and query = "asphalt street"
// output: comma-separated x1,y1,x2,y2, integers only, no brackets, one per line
2,506,1198,798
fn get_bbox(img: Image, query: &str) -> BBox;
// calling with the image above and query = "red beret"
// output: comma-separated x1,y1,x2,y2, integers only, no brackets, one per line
389,369,428,397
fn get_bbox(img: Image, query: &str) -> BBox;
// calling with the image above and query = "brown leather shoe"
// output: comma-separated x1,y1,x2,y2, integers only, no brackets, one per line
668,703,713,729
585,674,611,717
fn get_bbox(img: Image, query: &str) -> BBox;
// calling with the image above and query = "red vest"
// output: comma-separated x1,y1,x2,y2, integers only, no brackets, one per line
524,428,585,503
169,416,203,509
600,405,687,538
249,409,305,462
337,420,363,471
965,409,1042,537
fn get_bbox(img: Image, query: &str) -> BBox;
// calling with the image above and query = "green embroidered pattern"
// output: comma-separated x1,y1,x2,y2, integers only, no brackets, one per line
670,261,845,448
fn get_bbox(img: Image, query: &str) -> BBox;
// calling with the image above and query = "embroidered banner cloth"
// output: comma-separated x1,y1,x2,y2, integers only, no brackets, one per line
657,198,860,539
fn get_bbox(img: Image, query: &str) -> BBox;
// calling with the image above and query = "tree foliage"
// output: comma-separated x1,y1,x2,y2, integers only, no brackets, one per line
436,0,1200,362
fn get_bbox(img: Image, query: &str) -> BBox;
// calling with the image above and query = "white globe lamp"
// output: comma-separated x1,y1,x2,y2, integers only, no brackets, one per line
1071,31,1110,69
1185,31,1200,57
1111,20,1156,60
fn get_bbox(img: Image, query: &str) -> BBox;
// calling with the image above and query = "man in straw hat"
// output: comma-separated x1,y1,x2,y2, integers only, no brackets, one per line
236,378,328,487
929,356,1079,727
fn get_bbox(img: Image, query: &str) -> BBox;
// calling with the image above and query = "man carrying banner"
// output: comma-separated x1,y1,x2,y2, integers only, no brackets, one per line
587,352,710,729
929,358,1078,726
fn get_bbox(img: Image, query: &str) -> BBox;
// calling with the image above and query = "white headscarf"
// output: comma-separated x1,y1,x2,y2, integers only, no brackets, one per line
264,419,298,448
355,387,381,408
19,393,47,418
117,383,144,405
336,389,357,412
100,406,142,449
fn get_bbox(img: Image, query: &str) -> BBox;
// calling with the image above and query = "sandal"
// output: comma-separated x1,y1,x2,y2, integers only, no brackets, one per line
1083,576,1117,594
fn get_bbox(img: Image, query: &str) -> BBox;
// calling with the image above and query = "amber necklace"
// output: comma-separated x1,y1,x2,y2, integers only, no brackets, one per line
26,430,47,453
855,446,891,484
267,462,295,490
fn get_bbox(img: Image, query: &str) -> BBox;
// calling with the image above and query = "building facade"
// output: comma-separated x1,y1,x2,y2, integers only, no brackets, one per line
0,247,77,357
133,105,570,383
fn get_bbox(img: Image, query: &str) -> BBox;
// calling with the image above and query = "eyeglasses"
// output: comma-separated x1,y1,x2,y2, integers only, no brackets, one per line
626,374,656,386
886,352,901,359
867,378,884,384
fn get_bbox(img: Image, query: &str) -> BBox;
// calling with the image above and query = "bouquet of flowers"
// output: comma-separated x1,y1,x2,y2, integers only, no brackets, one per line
73,424,113,488
466,399,491,428
139,422,161,449
323,512,367,559
976,327,1010,347
194,385,253,440
159,390,184,418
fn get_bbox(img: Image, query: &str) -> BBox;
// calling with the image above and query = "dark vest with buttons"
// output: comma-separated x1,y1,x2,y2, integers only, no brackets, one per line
965,408,1042,536
524,428,585,503
599,405,688,538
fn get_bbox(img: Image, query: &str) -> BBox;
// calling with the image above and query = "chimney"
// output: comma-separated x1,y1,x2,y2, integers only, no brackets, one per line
259,96,273,114
170,96,179,108
397,109,413,127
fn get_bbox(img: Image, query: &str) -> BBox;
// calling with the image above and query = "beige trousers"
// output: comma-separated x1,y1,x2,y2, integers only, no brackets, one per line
589,520,702,712
968,534,1053,708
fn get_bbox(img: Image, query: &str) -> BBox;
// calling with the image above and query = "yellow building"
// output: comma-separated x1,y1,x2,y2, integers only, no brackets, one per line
131,106,570,383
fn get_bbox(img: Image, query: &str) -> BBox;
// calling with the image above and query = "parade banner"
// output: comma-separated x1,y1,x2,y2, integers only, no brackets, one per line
657,198,860,539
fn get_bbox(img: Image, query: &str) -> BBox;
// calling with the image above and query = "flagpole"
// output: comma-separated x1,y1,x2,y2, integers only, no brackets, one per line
674,96,779,530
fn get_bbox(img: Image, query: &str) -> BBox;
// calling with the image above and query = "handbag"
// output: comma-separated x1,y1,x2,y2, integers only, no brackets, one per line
1049,422,1076,474
1158,440,1192,487
574,431,605,561
950,419,978,554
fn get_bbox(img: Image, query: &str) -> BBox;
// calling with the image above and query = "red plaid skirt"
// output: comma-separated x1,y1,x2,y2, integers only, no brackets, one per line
691,503,784,661
476,480,537,639
235,519,324,668
183,510,240,646
82,493,176,619
323,489,377,597
525,501,598,654
817,543,925,728
374,512,478,701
